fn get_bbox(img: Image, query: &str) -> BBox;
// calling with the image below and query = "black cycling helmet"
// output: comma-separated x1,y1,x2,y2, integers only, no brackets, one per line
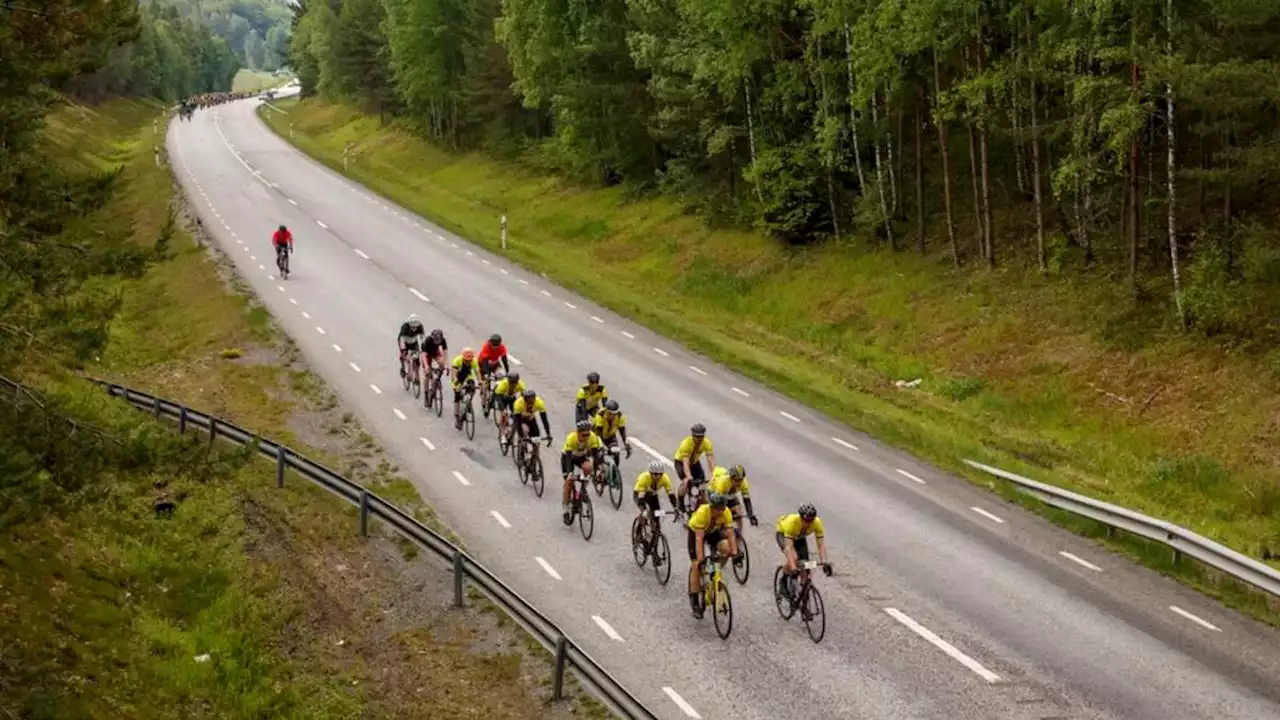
507,370,520,383
604,399,619,413
523,388,537,399
586,371,600,384
690,423,706,436
729,464,745,480
489,333,502,345
575,419,593,431
430,328,443,341
798,503,817,520
278,224,287,231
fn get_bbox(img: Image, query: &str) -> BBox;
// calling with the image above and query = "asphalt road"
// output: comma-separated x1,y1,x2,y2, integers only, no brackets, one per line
168,96,1280,720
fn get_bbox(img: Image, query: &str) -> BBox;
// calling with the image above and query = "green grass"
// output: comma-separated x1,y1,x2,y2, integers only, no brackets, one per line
261,97,1280,621
233,69,286,93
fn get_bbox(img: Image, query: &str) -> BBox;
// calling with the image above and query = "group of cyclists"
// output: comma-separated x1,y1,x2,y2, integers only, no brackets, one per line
396,313,834,622
176,91,257,121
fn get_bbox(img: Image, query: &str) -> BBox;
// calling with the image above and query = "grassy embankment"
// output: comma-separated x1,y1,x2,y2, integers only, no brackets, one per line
263,97,1280,621
232,68,286,93
2,98,590,718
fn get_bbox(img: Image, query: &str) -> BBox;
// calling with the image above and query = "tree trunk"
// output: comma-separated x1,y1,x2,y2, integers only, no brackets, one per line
1166,0,1186,329
889,95,901,216
1128,60,1141,281
871,89,895,249
975,35,994,268
915,93,926,253
744,76,764,205
1029,75,1046,272
933,48,959,267
967,121,984,259
844,24,867,191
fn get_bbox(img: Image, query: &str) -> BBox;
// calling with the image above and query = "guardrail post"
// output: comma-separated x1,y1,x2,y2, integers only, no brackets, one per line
359,491,369,536
276,444,286,487
178,406,188,434
452,551,465,608
152,396,162,418
1172,548,1182,567
552,636,568,701
209,417,218,445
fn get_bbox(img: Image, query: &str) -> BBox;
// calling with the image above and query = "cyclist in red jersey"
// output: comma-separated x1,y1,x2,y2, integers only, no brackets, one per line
477,334,510,379
271,224,293,276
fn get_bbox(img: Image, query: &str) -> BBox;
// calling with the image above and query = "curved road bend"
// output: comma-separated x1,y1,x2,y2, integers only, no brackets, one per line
168,98,1280,720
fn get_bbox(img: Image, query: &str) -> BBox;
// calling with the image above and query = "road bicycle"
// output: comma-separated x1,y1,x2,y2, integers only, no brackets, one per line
495,404,515,456
729,526,750,585
566,467,594,541
514,431,546,498
630,505,674,586
455,380,477,440
401,353,421,399
773,560,828,644
480,369,502,420
695,553,734,639
425,365,444,416
275,245,290,279
594,443,624,510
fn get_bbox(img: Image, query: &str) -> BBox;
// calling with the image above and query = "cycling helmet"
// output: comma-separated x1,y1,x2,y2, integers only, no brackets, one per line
507,371,520,383
648,460,664,474
586,371,600,384
407,312,419,323
798,503,817,520
523,389,537,399
729,464,744,480
708,492,728,508
604,399,619,413
489,333,502,345
690,423,706,436
575,419,593,431
462,347,475,360
278,224,287,231
430,328,443,341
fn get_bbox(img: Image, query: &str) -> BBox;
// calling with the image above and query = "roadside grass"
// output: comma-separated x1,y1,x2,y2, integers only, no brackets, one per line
2,98,586,718
233,68,285,93
262,98,1280,621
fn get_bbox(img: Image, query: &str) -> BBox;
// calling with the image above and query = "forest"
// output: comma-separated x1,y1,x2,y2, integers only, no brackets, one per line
288,0,1280,338
148,0,294,71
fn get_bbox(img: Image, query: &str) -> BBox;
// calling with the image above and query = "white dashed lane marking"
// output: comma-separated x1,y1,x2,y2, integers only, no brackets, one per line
314,324,323,333
349,362,361,372
303,311,312,319
277,286,285,292
896,469,926,485
1059,551,1102,572
355,249,369,259
490,510,511,528
410,288,430,302
1170,606,1221,632
663,687,702,719
482,259,491,265
452,471,471,487
832,437,857,450
316,220,328,229
779,410,801,423
370,384,383,395
970,507,1005,524
689,366,707,376
420,437,436,451
885,608,1001,683
621,331,635,339
267,275,275,281
592,615,624,642
564,302,577,309
289,298,297,305
540,290,552,297
535,557,562,580
509,356,523,366
287,198,297,205
519,279,530,285
591,316,604,323
653,348,670,357
258,264,265,270
393,408,407,420
332,344,343,353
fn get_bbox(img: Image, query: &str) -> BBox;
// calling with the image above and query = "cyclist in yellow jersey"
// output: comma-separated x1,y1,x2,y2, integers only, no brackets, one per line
450,348,481,429
634,460,680,546
686,492,737,618
593,399,631,459
776,504,833,577
575,371,608,422
512,388,553,455
709,464,758,530
492,371,527,448
560,419,603,525
673,423,715,513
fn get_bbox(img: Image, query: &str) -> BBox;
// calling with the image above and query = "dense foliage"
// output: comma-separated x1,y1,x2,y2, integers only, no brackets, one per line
290,0,1280,335
151,0,294,71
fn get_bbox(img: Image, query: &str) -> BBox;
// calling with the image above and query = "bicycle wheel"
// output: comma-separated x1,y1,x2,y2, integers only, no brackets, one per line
773,567,795,620
531,455,544,498
631,516,648,568
497,422,510,457
732,534,750,585
516,443,528,485
803,585,826,644
411,364,422,400
401,361,412,392
578,492,594,541
432,379,443,417
654,532,671,586
593,474,604,497
464,400,476,440
712,579,733,639
608,465,623,510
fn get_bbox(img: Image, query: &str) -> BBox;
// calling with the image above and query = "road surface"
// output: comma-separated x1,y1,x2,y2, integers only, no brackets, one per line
167,96,1280,720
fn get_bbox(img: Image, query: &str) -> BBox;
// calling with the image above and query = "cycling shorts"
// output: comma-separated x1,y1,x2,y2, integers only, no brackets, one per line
517,415,541,438
674,459,706,484
635,492,660,513
687,527,729,561
775,532,811,561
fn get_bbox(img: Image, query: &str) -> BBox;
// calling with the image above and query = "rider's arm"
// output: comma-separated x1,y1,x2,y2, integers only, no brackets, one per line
538,410,551,436
618,425,629,443
743,496,756,519
500,354,510,373
817,535,829,564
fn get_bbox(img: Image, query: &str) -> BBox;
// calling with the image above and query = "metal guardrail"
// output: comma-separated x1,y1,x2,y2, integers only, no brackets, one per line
965,459,1280,598
75,379,658,720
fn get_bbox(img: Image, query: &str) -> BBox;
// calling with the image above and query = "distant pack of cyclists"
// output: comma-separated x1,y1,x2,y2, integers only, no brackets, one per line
176,90,257,122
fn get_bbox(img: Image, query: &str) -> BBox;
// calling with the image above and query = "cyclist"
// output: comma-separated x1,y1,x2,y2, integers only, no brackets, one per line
634,460,679,545
493,370,527,447
709,463,758,531
397,313,426,380
776,504,833,599
673,424,715,513
512,387,552,456
592,399,631,462
478,333,510,381
686,492,738,618
574,372,608,422
271,224,293,270
560,419,603,525
422,328,449,379
450,348,481,429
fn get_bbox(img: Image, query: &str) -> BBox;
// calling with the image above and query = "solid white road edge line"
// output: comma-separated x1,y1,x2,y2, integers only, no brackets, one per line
393,408,406,420
535,557,562,580
662,687,702,719
631,438,673,467
1170,605,1222,632
452,471,471,486
779,410,802,423
970,507,1005,524
420,436,436,451
490,510,511,528
896,469,927,485
883,608,1001,683
1059,551,1103,572
591,615,624,642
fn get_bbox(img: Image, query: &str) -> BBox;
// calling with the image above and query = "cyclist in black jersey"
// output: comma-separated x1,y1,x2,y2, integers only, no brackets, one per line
397,314,426,379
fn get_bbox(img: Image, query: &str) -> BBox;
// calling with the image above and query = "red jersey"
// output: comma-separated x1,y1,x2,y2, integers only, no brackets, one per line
272,228,293,248
477,342,507,368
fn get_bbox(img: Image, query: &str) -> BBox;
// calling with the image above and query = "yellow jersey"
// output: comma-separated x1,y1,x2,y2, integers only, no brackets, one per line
634,470,673,494
562,430,603,457
494,377,527,397
688,503,734,533
593,410,626,440
709,473,750,498
576,383,608,412
776,513,824,540
674,435,713,462
512,396,547,418
451,354,480,383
